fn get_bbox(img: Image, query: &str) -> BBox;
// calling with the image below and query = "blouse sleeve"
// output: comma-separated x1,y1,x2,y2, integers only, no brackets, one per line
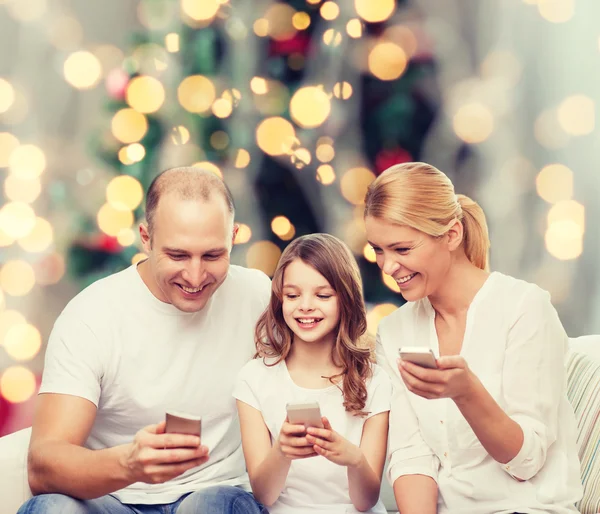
500,286,569,481
376,330,439,485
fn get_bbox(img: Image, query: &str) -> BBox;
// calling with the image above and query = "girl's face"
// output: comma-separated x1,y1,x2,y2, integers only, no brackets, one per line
365,216,452,302
281,258,340,348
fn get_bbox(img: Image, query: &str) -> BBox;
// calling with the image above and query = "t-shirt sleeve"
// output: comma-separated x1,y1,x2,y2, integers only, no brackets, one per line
39,314,105,406
366,364,393,419
232,359,263,411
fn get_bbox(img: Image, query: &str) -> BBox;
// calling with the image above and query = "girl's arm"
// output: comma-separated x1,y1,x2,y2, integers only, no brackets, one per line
348,411,389,511
306,412,389,512
236,400,316,506
393,475,438,514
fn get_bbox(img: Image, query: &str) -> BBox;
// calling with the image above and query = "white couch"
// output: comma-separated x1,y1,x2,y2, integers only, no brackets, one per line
1,336,599,514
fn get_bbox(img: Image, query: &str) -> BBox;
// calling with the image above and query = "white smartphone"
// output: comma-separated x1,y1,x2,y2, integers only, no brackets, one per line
398,347,438,369
286,402,324,429
165,410,202,440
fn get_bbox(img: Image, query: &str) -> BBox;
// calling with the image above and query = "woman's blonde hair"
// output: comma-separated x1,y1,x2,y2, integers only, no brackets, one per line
364,162,490,271
255,233,372,416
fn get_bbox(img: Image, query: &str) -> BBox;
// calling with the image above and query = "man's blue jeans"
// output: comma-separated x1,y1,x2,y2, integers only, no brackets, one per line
17,485,268,514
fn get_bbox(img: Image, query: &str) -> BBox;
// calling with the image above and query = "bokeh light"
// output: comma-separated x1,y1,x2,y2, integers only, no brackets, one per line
63,51,102,90
368,42,407,81
0,260,36,297
291,148,311,169
17,217,54,253
253,19,269,37
97,203,135,237
363,244,376,263
171,126,190,145
538,0,574,23
256,117,296,156
316,144,335,163
271,216,292,237
117,228,136,247
545,220,583,260
333,82,353,100
126,76,165,114
547,200,585,232
321,2,340,20
340,167,375,204
34,252,66,286
367,303,397,334
264,3,297,42
165,33,180,52
111,108,148,144
557,95,595,136
0,202,36,239
0,366,37,404
4,175,42,204
453,103,494,143
382,270,401,292
316,164,336,185
292,12,311,30
178,75,216,113
6,0,47,22
323,29,342,47
210,131,229,150
234,224,252,245
181,0,220,21
290,86,331,128
246,241,282,277
0,78,15,114
346,19,363,38
106,175,144,211
355,0,396,23
535,164,573,204
234,149,251,168
8,144,46,180
212,98,233,118
4,324,42,362
192,161,222,178
0,310,26,346
0,132,19,167
132,253,148,265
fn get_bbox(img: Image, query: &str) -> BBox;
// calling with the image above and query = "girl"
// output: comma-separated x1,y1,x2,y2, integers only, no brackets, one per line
365,162,582,514
233,234,392,514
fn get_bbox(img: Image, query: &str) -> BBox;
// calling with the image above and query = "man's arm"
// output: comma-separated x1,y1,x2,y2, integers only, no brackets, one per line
28,393,209,499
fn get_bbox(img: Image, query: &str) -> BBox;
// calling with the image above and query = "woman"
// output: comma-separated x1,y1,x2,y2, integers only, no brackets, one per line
365,162,582,514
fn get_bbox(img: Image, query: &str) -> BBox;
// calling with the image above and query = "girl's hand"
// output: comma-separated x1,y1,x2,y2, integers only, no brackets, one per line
398,355,477,403
276,417,318,460
305,417,364,468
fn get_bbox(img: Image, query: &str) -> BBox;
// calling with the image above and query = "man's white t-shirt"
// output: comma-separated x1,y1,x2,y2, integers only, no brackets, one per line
233,358,392,514
39,263,271,504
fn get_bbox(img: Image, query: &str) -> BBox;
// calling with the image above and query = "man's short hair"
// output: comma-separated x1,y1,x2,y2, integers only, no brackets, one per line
145,167,235,234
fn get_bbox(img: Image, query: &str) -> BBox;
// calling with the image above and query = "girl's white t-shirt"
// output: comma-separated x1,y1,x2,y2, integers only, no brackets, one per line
233,358,392,514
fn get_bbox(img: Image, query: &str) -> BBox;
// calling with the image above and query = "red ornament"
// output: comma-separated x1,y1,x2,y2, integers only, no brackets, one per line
375,147,413,174
270,33,310,56
98,234,122,253
105,68,129,101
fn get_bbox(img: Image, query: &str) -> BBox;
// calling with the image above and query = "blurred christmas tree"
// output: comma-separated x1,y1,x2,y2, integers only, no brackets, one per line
70,0,441,307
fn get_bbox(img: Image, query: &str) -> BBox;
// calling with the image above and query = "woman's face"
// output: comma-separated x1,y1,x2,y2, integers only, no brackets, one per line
365,216,453,302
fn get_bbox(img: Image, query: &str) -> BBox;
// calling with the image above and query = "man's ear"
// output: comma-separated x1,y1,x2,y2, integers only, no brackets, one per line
446,219,464,252
139,222,152,252
231,223,239,248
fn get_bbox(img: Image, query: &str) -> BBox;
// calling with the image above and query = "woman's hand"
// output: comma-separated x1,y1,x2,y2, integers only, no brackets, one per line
305,417,364,467
276,418,318,460
398,355,477,403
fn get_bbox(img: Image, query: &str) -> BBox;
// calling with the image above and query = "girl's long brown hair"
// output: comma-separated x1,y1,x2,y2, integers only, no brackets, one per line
255,234,372,416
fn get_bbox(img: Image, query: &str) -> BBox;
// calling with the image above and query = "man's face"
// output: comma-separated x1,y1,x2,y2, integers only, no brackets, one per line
140,193,236,313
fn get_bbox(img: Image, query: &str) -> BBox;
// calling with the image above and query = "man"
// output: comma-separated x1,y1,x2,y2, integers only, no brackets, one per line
18,167,271,513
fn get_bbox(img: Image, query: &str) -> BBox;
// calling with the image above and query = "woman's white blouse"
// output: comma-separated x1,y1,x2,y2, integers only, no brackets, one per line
377,272,582,514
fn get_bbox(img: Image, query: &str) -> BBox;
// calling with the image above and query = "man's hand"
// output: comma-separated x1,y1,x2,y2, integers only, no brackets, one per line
120,421,209,484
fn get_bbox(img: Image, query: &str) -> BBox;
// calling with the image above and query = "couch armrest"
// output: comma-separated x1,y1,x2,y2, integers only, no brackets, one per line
0,427,33,514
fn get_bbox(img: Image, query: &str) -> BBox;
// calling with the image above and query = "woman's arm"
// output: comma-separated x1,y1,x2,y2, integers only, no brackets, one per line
399,287,568,481
393,475,438,514
236,400,315,506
